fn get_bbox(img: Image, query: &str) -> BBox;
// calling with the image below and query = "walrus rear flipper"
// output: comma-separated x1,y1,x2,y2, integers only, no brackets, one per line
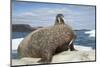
38,49,53,63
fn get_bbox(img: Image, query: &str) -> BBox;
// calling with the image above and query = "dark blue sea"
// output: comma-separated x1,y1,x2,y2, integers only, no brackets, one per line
12,30,96,59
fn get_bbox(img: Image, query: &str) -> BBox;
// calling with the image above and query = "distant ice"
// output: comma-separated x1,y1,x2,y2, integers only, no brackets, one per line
85,30,95,37
12,38,23,50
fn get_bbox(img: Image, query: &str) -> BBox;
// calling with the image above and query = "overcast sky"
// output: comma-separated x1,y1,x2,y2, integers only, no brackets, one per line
12,1,96,30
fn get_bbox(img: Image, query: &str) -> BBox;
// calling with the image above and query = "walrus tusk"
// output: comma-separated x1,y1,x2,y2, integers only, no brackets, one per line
68,38,74,46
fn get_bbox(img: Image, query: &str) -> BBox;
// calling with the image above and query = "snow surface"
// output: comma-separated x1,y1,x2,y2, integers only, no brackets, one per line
85,30,95,37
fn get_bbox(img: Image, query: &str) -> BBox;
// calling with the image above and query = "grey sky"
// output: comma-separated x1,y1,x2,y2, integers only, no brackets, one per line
12,1,96,30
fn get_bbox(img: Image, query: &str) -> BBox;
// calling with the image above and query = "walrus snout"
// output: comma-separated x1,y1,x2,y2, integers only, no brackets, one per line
55,14,65,25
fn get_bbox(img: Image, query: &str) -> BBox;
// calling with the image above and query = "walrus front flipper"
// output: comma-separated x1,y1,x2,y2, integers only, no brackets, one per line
69,43,76,51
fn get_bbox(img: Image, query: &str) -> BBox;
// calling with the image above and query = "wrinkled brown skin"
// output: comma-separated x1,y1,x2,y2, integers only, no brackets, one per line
17,14,76,64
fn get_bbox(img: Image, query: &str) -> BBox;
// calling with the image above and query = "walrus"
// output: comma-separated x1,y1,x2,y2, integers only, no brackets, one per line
17,14,76,63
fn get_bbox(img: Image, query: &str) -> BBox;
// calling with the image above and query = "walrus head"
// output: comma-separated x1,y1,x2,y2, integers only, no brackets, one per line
55,14,65,25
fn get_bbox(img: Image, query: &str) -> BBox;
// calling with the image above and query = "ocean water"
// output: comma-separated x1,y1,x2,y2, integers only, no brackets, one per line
74,30,95,49
11,30,96,59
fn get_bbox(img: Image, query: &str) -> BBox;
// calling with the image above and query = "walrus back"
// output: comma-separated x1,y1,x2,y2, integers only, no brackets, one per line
18,24,75,57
